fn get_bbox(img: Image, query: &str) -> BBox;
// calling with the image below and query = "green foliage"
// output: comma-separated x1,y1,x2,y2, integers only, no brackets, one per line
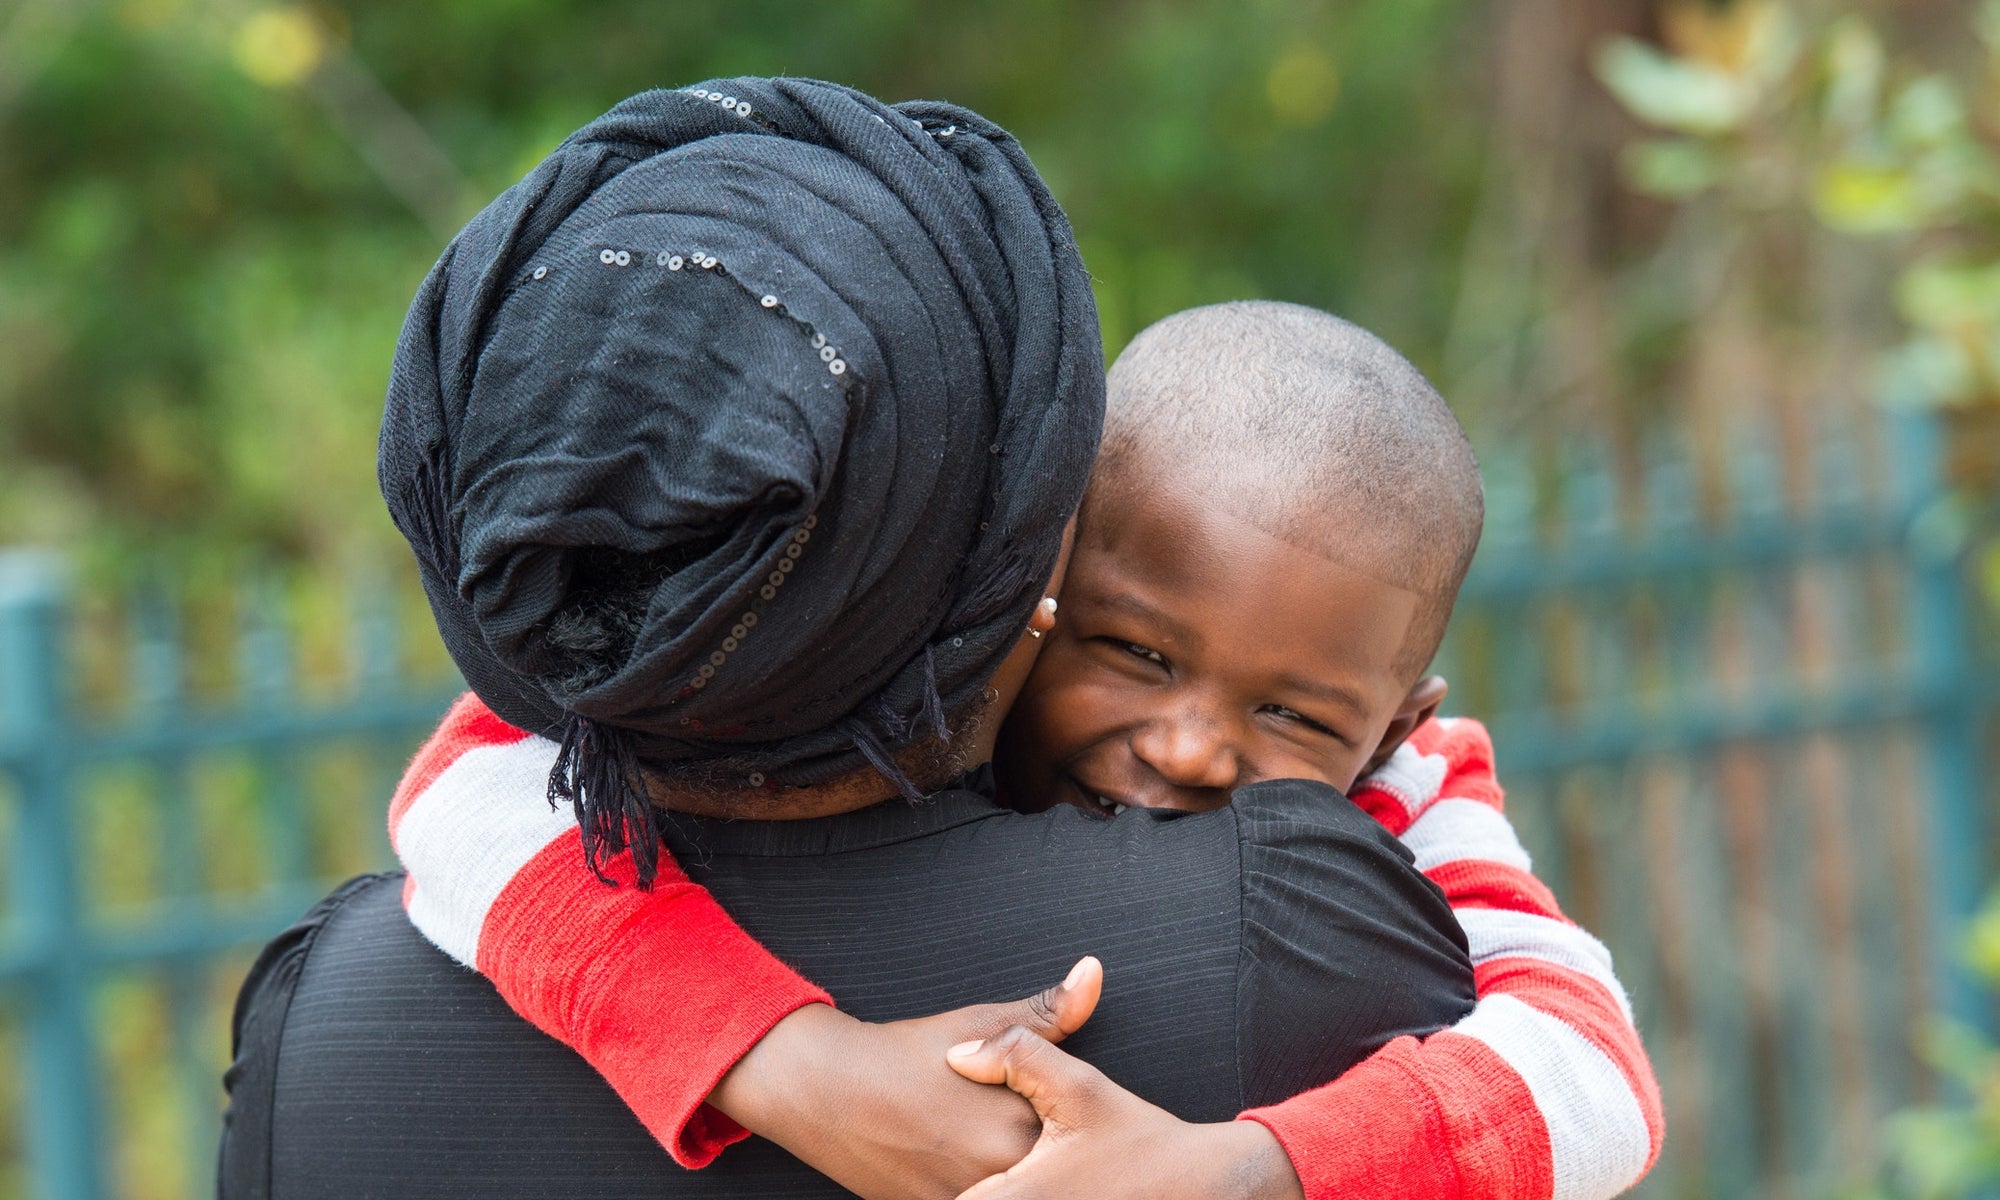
1598,38,1759,136
0,0,1485,579
1858,894,2000,1199
1597,0,2000,415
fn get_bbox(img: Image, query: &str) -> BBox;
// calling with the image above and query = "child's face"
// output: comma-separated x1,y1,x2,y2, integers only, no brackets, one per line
997,475,1438,814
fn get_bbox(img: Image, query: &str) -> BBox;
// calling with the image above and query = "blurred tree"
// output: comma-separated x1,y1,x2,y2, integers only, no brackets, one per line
0,0,1533,581
1597,0,2000,499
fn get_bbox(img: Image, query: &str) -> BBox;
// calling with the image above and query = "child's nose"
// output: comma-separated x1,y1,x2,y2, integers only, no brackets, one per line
1130,708,1241,794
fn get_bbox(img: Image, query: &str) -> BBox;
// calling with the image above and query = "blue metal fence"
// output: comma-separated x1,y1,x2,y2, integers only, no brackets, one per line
0,557,461,1200
1433,412,1998,1198
0,409,1992,1198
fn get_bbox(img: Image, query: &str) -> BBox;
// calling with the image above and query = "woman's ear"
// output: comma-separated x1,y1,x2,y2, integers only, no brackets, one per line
1359,675,1448,779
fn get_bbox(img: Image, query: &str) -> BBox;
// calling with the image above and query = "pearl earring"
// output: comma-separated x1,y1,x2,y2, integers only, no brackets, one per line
1028,595,1058,638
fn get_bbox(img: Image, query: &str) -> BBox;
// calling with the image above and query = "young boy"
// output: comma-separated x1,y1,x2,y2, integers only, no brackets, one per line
394,302,1662,1199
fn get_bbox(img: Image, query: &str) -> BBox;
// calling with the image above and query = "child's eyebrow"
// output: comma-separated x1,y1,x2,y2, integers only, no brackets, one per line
1092,591,1198,645
1274,673,1369,715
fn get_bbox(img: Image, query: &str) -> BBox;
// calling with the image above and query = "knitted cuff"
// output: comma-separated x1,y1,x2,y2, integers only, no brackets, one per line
1237,1041,1462,1200
572,892,834,1167
475,834,834,1168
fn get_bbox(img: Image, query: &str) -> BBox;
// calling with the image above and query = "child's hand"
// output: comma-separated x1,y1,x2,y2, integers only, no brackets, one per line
945,1025,1305,1200
707,957,1104,1200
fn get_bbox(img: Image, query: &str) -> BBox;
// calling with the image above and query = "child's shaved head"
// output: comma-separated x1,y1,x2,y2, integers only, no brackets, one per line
1099,301,1484,677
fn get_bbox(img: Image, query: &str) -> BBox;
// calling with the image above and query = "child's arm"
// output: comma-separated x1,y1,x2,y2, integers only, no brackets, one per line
387,694,829,1166
1238,717,1665,1200
391,694,1065,1200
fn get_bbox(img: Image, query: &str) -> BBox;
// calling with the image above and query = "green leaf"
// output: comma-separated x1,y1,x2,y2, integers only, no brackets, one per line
1594,37,1750,135
1878,337,1977,410
1821,17,1884,134
1897,260,2000,327
1980,540,2000,622
1815,161,1927,233
1890,76,1968,148
1887,1108,2000,1199
1979,0,2000,52
1918,1017,1999,1093
1969,898,2000,981
1620,138,1720,199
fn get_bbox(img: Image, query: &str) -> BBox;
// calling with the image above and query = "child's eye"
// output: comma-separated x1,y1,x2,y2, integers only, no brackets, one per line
1117,641,1167,667
1263,704,1340,739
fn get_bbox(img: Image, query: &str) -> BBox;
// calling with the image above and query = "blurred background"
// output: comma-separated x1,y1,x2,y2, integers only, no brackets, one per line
0,0,1996,1196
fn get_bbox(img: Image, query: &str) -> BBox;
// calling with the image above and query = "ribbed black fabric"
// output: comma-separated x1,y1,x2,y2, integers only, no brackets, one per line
220,780,1474,1199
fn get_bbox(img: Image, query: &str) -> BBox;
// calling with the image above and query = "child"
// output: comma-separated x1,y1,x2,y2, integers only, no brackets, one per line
394,302,1662,1200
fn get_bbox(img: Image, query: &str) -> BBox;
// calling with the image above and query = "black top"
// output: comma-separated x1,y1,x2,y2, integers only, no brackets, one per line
218,779,1476,1199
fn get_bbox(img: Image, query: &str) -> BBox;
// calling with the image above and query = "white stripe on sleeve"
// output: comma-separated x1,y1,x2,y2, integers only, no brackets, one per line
1357,741,1449,821
404,880,478,967
1401,797,1534,873
1457,908,1635,1024
393,736,576,966
1457,994,1652,1200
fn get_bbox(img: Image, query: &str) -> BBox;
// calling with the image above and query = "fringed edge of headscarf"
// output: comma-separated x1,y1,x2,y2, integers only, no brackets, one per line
850,722,925,802
945,545,1038,629
917,644,948,742
547,714,663,889
848,643,954,803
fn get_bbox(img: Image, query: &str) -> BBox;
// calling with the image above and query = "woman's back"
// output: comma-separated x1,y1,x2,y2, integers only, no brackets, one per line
220,779,1474,1198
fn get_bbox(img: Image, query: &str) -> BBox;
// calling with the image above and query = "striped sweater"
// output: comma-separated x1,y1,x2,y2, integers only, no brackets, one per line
391,695,1663,1199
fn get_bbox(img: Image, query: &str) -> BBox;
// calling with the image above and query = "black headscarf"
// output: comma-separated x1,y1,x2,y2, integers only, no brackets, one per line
380,79,1102,883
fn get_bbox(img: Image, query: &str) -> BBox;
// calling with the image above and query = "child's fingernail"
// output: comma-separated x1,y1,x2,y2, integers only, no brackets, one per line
1063,958,1089,991
948,1040,985,1059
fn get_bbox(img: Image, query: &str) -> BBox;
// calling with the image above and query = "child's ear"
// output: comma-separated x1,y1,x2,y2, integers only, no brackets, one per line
1360,675,1448,779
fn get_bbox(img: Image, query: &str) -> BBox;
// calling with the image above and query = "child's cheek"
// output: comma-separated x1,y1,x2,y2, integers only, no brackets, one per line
1017,648,1126,747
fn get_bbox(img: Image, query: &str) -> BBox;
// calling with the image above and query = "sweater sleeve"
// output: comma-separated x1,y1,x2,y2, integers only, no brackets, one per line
1238,718,1665,1200
388,695,833,1168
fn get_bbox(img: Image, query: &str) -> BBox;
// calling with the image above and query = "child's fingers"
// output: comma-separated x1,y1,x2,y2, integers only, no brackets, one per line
1037,955,1102,1039
958,954,1102,1045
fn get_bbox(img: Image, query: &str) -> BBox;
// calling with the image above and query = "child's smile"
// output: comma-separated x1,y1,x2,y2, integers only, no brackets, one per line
997,473,1442,815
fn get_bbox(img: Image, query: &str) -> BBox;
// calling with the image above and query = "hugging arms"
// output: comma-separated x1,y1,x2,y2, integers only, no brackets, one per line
221,76,1660,1200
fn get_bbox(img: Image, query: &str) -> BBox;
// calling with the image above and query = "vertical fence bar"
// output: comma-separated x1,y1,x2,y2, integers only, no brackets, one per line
0,552,103,1200
137,583,225,1200
245,577,308,886
352,572,405,870
1898,414,1990,1037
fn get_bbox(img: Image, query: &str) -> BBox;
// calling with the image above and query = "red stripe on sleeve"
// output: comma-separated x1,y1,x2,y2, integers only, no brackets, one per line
1413,719,1505,811
1243,1030,1553,1200
476,829,833,1168
1474,957,1665,1164
1352,716,1508,836
1349,787,1416,835
1427,857,1566,920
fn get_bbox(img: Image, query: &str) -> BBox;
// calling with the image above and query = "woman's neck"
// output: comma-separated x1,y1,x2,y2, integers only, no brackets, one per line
646,752,996,820
647,677,1011,820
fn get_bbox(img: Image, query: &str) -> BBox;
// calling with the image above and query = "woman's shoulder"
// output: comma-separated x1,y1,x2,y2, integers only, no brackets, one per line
1224,779,1479,1107
220,872,686,1198
219,873,412,1199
